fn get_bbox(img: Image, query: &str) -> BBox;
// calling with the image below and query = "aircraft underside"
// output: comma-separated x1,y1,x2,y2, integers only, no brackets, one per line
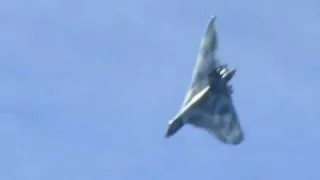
184,86,243,145
165,16,244,145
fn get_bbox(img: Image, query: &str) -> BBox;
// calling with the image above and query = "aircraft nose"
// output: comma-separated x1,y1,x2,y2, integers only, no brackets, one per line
165,128,172,138
165,125,178,138
165,119,184,138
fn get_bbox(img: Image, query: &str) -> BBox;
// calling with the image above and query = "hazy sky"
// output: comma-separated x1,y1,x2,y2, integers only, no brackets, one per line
1,0,320,179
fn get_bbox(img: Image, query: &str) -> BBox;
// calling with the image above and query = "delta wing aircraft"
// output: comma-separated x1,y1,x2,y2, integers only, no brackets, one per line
165,16,244,145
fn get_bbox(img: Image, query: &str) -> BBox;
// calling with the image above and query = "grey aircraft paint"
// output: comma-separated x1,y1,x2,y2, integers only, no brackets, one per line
165,16,244,145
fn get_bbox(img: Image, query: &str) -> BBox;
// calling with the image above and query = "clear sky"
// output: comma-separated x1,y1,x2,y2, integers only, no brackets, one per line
1,0,320,179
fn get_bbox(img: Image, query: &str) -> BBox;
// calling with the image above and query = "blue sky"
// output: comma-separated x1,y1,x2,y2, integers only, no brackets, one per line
1,0,320,179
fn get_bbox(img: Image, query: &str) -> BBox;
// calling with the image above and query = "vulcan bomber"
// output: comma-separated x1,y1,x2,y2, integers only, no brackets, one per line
165,16,244,145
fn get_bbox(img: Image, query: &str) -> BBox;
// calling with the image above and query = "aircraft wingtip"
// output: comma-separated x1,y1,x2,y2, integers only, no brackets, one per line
206,15,217,29
210,15,217,22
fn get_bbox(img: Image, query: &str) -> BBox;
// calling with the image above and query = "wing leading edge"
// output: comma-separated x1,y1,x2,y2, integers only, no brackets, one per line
182,16,220,106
